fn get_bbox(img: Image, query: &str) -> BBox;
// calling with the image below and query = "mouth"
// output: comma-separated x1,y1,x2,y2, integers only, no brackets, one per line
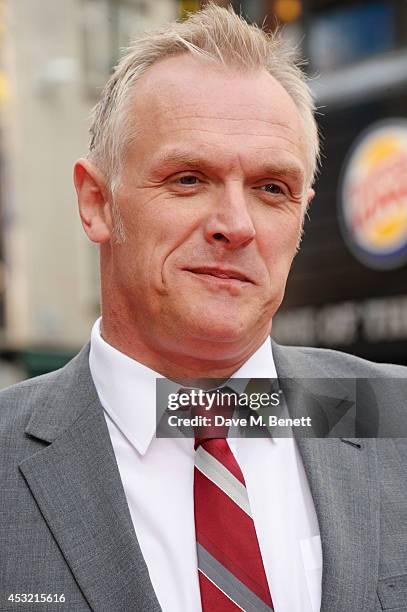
184,266,253,284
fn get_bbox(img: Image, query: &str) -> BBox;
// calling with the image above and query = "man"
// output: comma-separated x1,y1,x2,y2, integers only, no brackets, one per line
1,4,406,612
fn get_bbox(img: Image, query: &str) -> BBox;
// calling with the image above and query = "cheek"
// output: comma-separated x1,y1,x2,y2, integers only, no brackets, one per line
120,190,202,245
257,220,301,271
115,197,201,287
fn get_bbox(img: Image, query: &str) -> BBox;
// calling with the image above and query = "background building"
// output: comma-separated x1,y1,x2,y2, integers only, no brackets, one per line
0,0,177,383
0,0,406,388
268,0,407,366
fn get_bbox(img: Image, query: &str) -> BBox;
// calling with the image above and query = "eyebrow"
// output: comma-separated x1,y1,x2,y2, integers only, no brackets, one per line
259,162,305,184
151,150,214,173
150,148,305,184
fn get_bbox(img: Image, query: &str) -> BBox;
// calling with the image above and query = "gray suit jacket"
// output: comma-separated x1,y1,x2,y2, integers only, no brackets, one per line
1,342,406,612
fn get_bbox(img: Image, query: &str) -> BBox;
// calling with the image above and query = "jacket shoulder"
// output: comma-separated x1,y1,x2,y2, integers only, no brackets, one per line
273,342,407,378
0,369,64,429
0,344,91,435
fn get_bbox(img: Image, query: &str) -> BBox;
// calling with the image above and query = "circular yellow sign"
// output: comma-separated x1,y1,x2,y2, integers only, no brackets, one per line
339,120,407,270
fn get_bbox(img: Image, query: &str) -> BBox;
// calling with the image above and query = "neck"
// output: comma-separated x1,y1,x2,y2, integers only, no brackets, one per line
99,313,271,383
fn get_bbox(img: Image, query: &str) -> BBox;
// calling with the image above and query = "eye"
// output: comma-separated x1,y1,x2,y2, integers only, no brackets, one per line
258,183,284,195
176,175,200,185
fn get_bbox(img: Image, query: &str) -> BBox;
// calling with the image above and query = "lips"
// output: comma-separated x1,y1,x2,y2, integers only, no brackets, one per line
185,266,252,283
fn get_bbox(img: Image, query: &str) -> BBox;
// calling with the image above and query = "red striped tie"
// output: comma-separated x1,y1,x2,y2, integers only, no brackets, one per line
194,437,274,611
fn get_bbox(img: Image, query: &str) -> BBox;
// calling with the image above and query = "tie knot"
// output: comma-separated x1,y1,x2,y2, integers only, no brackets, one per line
175,386,237,448
177,386,237,450
194,436,231,452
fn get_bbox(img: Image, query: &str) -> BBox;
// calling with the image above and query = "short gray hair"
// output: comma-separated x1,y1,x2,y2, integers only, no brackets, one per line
88,3,319,240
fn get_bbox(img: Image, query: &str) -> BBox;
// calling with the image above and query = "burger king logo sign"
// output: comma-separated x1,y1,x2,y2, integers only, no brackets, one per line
339,120,407,270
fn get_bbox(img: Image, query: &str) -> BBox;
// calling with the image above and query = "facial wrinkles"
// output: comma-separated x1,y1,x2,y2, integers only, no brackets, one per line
121,70,307,232
148,116,302,165
122,75,310,190
157,88,305,144
163,114,300,145
159,128,304,164
125,148,306,213
148,120,306,188
124,57,312,179
129,145,306,235
162,111,300,135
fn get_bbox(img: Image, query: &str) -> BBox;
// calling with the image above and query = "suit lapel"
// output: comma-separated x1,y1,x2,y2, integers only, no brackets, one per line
19,346,161,612
272,341,380,612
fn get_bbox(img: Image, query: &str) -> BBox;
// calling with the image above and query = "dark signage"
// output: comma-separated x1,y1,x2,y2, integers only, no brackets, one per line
274,88,407,365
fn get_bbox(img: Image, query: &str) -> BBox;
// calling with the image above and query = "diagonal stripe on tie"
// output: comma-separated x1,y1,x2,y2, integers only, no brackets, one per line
198,544,274,612
194,437,274,611
195,446,251,516
199,572,246,611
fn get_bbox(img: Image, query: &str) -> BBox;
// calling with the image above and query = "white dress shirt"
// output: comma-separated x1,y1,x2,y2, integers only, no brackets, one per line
89,318,322,612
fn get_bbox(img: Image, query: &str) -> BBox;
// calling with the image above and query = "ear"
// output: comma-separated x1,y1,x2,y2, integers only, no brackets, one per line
306,188,315,207
73,158,113,243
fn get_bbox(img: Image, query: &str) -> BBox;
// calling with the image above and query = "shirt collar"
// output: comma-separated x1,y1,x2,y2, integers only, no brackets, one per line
89,317,277,456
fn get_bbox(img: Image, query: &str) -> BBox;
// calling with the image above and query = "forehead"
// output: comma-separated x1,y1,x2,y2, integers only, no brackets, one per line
122,54,307,176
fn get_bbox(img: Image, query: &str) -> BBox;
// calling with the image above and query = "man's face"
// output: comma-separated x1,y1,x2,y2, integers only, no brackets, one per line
107,55,312,361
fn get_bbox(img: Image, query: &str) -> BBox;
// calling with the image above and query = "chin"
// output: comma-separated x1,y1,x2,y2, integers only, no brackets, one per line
188,315,248,344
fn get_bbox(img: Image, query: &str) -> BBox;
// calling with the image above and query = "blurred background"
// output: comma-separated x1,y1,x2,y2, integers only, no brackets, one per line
0,0,406,387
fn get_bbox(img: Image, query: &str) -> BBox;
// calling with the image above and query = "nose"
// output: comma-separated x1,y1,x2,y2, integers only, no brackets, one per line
204,184,256,249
